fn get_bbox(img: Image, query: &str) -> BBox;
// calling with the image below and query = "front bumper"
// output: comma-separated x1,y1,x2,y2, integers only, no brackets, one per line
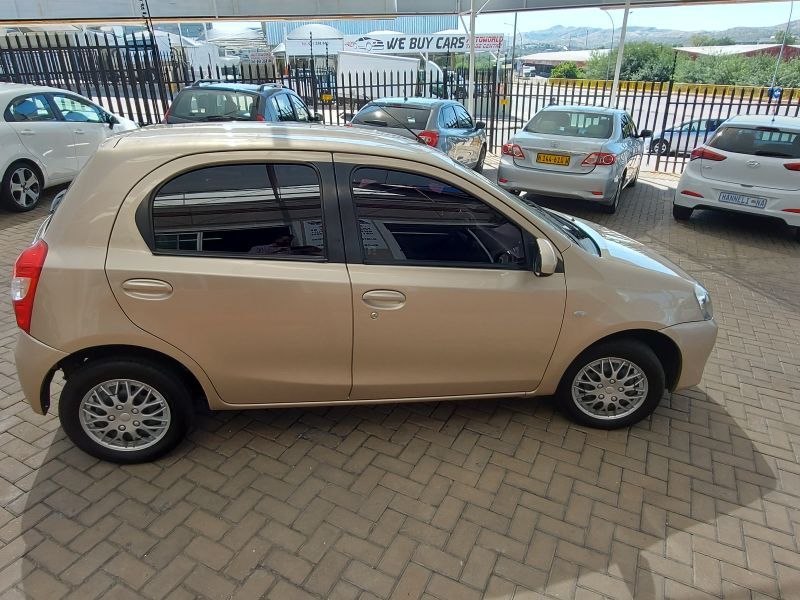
14,331,67,415
661,319,718,391
497,156,619,203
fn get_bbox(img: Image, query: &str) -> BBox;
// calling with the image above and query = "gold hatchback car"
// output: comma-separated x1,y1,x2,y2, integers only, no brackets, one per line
13,124,717,463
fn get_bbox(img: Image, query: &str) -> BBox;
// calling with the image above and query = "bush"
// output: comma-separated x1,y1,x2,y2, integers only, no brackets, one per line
585,42,675,81
550,61,585,79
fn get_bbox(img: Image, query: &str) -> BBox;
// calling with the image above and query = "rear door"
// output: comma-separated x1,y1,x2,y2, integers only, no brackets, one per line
105,151,353,405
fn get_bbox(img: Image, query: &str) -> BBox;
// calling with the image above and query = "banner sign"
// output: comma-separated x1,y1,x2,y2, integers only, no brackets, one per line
284,38,345,56
342,33,504,55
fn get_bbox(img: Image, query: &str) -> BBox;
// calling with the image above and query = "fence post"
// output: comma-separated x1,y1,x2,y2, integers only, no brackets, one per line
654,53,677,172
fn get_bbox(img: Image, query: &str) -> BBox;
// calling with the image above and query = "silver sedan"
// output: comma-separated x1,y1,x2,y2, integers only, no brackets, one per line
497,105,651,213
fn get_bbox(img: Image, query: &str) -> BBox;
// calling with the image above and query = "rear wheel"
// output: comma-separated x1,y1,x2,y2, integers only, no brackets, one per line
672,204,693,221
59,358,194,463
2,162,43,212
601,177,623,214
558,339,665,429
474,145,487,173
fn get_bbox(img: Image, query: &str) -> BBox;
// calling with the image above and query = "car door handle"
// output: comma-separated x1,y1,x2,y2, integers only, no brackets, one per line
19,129,34,136
362,289,406,309
121,279,173,300
73,129,85,135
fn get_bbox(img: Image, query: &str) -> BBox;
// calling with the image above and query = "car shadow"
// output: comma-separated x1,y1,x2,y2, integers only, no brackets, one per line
0,186,66,233
12,383,779,599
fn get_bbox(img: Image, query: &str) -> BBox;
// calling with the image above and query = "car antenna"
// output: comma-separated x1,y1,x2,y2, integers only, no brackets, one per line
374,105,426,144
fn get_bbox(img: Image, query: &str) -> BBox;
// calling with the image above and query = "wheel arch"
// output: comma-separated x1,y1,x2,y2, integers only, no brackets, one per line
4,157,46,188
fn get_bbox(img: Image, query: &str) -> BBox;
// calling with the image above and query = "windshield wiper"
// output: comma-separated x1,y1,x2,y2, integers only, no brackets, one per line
204,115,249,122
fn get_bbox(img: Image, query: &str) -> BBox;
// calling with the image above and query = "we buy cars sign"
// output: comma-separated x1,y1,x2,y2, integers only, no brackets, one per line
343,33,504,54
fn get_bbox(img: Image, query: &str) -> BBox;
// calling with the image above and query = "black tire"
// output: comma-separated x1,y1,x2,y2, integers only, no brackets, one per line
629,166,639,187
2,161,43,212
58,358,194,463
672,204,693,221
601,177,623,214
474,145,487,173
792,226,800,242
651,139,670,156
557,339,666,429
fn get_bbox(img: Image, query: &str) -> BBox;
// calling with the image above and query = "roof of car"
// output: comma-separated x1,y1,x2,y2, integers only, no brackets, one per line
369,97,452,108
0,82,82,99
722,114,800,131
183,82,285,95
539,104,624,115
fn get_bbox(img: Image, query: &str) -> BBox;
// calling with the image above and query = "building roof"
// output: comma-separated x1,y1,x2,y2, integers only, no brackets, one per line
286,24,343,40
519,49,609,65
675,44,787,56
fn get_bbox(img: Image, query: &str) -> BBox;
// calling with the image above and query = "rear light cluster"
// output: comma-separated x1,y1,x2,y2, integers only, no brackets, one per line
255,114,266,122
784,162,800,171
11,240,48,334
582,152,616,166
501,143,525,158
690,147,726,162
418,130,440,147
161,107,170,124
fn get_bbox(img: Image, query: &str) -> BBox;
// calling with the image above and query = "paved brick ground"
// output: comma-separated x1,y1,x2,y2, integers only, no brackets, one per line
2,162,800,599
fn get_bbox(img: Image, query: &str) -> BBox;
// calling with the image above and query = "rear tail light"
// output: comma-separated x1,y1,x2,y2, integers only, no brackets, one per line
11,240,48,334
784,162,800,171
782,208,800,213
418,130,439,147
161,107,170,124
255,114,266,122
501,143,525,158
582,152,616,166
690,147,726,162
680,190,704,198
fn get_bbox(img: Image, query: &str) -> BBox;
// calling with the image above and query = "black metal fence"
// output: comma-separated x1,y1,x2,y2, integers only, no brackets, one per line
2,31,799,173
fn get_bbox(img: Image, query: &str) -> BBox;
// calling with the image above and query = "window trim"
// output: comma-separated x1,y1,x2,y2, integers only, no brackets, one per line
49,92,105,124
3,92,60,123
136,158,344,263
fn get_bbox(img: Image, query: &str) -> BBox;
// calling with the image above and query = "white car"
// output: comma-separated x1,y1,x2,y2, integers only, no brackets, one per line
0,83,138,211
674,115,800,239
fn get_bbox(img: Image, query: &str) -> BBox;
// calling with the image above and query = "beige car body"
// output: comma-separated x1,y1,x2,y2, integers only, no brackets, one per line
16,124,716,417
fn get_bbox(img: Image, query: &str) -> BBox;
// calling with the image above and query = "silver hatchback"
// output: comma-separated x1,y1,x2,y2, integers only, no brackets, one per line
497,106,651,213
349,97,488,172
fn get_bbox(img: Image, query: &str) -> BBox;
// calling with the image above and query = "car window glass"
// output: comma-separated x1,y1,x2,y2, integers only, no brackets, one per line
440,106,458,129
153,163,325,258
289,94,310,122
626,114,637,137
272,94,296,121
171,90,256,121
709,126,800,158
51,94,103,123
351,167,526,269
526,110,613,139
5,94,56,122
455,105,473,129
351,105,431,131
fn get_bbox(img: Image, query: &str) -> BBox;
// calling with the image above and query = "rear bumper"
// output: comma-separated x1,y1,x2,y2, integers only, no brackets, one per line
675,169,800,227
661,319,718,391
14,332,67,415
497,156,619,203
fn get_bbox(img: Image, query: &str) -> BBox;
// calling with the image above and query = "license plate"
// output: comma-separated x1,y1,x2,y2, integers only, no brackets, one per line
536,153,570,166
718,192,767,209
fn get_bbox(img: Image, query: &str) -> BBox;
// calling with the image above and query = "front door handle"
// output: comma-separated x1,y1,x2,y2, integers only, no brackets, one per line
19,129,34,136
362,289,406,310
73,129,85,135
121,278,173,300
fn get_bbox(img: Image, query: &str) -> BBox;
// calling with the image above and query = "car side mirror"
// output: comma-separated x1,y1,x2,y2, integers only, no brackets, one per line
475,121,486,130
534,238,558,277
309,113,323,123
105,114,118,129
639,129,653,138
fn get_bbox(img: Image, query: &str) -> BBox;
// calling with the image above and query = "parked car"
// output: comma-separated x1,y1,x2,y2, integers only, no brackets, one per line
13,123,717,462
521,65,536,78
350,97,488,171
352,36,385,52
673,115,800,239
650,117,726,156
497,105,652,214
165,80,320,124
0,83,138,211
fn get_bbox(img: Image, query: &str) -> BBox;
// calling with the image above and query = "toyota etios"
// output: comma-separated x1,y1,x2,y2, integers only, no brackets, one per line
13,124,717,463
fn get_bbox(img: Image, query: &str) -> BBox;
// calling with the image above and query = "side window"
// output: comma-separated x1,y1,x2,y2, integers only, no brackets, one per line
626,114,637,137
152,163,325,259
272,94,296,121
439,106,458,129
51,94,103,123
4,94,56,122
620,115,632,138
455,105,473,129
289,94,310,122
351,167,527,269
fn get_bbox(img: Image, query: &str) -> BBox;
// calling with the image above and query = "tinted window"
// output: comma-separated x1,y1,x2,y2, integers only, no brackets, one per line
709,126,800,158
351,105,431,131
439,106,458,129
170,89,257,121
525,110,613,139
5,94,56,122
273,94,295,121
153,163,325,258
289,94,310,122
454,105,473,129
52,94,103,123
351,168,526,268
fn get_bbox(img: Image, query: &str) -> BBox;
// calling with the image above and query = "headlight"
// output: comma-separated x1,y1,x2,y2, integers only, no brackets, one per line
694,283,713,320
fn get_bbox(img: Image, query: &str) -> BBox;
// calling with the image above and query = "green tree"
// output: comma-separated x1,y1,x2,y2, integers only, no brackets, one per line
688,34,736,46
584,42,675,81
549,61,585,79
774,30,797,45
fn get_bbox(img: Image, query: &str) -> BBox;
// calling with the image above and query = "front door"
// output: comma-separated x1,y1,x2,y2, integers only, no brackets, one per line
105,152,353,405
50,93,111,170
337,157,567,400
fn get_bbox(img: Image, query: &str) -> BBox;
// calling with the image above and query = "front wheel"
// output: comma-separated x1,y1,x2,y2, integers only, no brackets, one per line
59,358,194,463
651,139,670,156
558,340,665,429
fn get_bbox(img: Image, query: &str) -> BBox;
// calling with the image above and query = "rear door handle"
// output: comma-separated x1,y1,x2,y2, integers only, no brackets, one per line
19,129,34,136
121,278,173,300
73,129,85,135
362,289,406,309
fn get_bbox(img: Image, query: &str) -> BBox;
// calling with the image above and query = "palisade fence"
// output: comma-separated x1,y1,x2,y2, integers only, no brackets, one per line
2,31,799,173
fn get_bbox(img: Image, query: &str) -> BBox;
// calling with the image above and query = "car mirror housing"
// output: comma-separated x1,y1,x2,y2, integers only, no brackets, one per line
475,121,486,130
639,129,653,138
534,238,558,277
309,113,324,123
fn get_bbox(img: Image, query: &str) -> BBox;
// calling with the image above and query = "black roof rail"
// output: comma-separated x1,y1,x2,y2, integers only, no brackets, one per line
257,83,282,91
190,79,228,87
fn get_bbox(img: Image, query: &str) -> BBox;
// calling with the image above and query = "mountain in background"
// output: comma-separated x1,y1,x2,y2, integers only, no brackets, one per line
517,19,800,50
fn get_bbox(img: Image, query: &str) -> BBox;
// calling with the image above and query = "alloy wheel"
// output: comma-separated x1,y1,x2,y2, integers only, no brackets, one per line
9,167,40,208
571,357,648,420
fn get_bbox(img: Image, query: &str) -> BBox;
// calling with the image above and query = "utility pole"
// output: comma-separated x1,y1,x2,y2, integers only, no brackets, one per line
511,12,518,74
467,0,476,114
610,0,630,107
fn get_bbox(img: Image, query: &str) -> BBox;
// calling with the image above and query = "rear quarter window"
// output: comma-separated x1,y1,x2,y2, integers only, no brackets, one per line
709,126,800,158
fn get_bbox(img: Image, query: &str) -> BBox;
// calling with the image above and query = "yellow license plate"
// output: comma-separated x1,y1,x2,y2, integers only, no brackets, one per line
536,153,570,166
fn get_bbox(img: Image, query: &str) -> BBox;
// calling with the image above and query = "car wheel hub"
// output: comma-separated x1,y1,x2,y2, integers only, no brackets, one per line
9,167,40,207
571,357,648,419
78,379,171,451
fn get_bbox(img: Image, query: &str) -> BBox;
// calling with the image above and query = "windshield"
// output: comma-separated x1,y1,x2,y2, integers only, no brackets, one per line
708,125,800,158
525,110,613,139
171,89,258,121
351,105,432,131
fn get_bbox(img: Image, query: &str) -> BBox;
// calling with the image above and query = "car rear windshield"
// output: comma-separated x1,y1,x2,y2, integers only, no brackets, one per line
525,110,613,139
708,126,800,158
170,89,258,121
351,105,431,131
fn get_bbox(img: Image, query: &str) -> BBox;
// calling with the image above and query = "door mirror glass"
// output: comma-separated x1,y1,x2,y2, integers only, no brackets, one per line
639,129,653,138
474,121,486,130
534,238,558,277
106,113,119,128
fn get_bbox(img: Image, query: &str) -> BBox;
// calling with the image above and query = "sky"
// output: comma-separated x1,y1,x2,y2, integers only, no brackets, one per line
476,1,797,34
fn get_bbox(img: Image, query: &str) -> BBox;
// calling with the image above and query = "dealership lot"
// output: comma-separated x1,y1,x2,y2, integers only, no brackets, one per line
1,166,800,598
